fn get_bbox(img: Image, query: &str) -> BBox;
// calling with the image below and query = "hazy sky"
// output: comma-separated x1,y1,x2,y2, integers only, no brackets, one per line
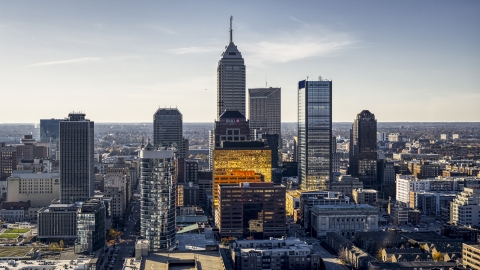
1,1,479,123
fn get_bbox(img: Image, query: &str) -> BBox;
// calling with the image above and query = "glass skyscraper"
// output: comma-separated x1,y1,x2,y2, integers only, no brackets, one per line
40,119,61,142
298,79,332,190
139,143,176,251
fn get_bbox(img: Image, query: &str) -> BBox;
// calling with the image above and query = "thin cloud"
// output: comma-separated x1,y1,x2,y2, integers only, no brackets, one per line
169,46,217,55
289,16,309,27
244,39,354,65
24,57,101,68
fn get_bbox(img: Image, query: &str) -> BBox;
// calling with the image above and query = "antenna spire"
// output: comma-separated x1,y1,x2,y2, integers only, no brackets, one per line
229,16,233,43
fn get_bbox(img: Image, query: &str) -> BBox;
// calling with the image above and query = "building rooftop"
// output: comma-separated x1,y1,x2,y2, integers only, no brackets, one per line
219,110,245,119
144,252,224,270
312,204,377,211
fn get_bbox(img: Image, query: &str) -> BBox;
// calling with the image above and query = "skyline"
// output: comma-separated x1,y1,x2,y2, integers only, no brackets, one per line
1,1,479,123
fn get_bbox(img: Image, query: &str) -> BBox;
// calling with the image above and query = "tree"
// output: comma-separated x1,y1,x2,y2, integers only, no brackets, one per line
59,240,64,249
433,251,443,262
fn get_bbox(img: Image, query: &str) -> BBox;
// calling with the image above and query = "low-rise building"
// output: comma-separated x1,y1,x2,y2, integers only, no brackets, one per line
330,174,363,198
311,204,378,237
6,172,60,207
230,238,322,270
352,188,378,205
37,202,78,243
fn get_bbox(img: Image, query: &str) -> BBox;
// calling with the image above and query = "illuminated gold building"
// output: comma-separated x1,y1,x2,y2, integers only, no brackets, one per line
213,145,272,183
286,190,302,217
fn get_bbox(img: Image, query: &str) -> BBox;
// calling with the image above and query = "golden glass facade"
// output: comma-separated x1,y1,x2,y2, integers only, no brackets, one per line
213,149,272,182
213,170,262,209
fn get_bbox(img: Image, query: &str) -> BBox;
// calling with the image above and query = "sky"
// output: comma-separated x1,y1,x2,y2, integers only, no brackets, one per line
0,1,479,123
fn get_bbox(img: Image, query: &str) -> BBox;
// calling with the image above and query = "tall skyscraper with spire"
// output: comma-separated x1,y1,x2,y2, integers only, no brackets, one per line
217,16,246,119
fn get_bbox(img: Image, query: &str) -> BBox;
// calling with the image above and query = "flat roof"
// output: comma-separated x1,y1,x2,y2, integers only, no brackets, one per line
144,252,223,270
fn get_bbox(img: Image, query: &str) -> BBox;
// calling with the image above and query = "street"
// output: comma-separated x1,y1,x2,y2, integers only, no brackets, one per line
110,200,140,270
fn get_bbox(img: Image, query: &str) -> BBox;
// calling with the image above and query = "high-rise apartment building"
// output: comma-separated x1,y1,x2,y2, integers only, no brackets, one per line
153,108,185,157
298,78,332,190
248,87,281,139
60,113,94,204
349,110,378,189
139,143,176,251
217,17,246,118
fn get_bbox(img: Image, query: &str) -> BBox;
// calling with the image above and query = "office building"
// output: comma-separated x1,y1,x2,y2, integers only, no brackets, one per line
218,182,286,238
349,110,378,189
139,143,176,251
248,87,281,138
298,78,332,190
310,204,379,237
15,135,48,163
330,174,363,198
6,172,60,207
450,187,480,226
153,108,185,157
296,190,350,228
217,16,246,118
0,142,16,182
352,188,378,205
75,198,106,254
231,238,322,270
37,202,78,243
60,113,94,204
40,119,61,142
213,170,262,222
413,161,441,179
214,111,250,148
176,157,198,184
377,159,396,187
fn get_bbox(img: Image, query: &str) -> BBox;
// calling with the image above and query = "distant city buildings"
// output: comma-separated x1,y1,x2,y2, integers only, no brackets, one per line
298,78,332,190
60,113,94,204
217,17,246,119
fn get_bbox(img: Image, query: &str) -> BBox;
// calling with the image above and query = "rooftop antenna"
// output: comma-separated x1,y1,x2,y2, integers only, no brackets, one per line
229,16,233,43
265,75,267,87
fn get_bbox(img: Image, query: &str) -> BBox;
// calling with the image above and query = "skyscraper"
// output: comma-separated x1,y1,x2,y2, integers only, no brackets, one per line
217,16,246,119
59,113,94,204
40,119,61,142
153,108,185,157
139,142,176,251
349,110,378,189
298,78,332,190
248,87,281,139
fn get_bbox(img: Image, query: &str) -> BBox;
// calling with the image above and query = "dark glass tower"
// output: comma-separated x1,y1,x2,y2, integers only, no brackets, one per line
349,110,378,189
60,113,94,203
298,79,332,190
217,16,246,119
40,119,61,142
153,108,184,157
